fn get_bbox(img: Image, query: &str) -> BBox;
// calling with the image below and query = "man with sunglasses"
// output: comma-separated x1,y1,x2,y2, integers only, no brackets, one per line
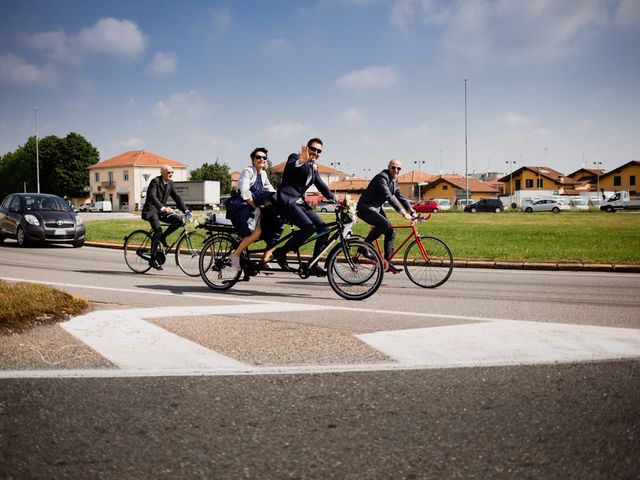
273,138,338,276
141,165,190,270
356,159,415,274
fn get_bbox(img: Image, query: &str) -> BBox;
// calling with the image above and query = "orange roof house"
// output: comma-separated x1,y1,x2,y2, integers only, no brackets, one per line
88,150,188,211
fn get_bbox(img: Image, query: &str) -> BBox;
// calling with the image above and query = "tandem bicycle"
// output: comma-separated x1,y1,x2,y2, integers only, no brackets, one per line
196,200,385,300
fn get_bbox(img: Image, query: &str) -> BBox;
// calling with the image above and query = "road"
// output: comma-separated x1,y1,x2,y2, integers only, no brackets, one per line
1,243,639,479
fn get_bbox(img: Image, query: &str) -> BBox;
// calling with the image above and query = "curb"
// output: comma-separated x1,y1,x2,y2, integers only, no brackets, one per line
85,241,640,273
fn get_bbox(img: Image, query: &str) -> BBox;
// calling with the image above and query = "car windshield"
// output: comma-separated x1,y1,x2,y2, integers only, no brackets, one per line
25,196,70,211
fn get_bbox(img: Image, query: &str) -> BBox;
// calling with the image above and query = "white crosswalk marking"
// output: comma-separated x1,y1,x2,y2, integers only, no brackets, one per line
357,321,640,368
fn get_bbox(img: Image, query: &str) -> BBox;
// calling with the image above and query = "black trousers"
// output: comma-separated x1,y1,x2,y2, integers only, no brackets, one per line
281,202,329,258
357,207,396,259
146,211,183,257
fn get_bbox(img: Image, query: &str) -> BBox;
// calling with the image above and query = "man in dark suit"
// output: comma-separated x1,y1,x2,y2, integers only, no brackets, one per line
142,165,190,270
357,159,415,273
273,138,338,276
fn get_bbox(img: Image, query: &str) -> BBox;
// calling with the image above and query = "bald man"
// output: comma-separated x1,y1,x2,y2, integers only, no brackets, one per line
356,159,415,273
141,165,189,270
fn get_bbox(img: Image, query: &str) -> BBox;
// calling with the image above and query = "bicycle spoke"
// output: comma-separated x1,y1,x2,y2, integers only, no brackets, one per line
327,240,383,300
123,230,153,274
175,231,206,277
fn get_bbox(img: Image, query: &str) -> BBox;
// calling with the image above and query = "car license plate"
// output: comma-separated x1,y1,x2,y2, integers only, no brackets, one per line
54,228,67,235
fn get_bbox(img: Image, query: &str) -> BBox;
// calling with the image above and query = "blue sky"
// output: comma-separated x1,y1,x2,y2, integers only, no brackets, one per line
1,0,639,177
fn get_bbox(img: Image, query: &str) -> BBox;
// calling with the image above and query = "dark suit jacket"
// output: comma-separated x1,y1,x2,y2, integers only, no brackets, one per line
277,153,336,206
142,176,187,220
357,169,412,213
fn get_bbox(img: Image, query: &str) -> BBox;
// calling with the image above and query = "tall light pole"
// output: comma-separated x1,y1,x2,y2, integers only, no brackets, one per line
464,79,469,205
593,161,602,199
330,161,341,194
505,160,515,197
414,159,426,200
34,107,42,193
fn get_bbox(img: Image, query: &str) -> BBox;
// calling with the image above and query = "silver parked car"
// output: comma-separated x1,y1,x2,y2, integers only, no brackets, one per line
523,198,569,213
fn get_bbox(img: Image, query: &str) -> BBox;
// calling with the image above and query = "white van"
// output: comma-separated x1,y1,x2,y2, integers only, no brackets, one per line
82,200,112,212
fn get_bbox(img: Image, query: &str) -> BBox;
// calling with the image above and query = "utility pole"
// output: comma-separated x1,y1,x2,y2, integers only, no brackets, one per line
593,161,603,199
464,79,469,205
34,107,42,193
330,161,341,194
414,159,425,201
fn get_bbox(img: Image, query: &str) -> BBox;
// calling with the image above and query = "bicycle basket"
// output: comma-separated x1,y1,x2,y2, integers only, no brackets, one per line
339,207,354,224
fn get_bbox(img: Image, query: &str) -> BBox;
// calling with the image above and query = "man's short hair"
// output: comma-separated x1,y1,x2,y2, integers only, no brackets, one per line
307,138,323,147
250,147,268,160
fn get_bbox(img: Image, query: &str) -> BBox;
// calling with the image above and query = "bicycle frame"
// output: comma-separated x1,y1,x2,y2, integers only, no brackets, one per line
368,214,432,264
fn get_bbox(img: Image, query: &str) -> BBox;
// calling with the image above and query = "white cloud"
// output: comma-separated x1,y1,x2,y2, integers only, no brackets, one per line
0,53,57,87
263,37,291,52
23,17,146,64
147,52,177,76
264,121,311,139
209,7,232,33
151,91,207,120
340,107,367,125
402,123,432,138
614,0,640,29
503,112,534,127
119,137,146,148
335,64,399,90
392,0,609,66
529,128,553,138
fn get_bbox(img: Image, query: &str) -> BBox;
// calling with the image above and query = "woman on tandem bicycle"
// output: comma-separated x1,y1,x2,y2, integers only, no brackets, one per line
198,139,385,300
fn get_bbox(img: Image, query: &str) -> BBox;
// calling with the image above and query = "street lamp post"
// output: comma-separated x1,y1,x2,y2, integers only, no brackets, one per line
362,168,371,178
414,159,426,201
505,160,515,198
593,161,603,199
34,107,42,193
330,161,341,194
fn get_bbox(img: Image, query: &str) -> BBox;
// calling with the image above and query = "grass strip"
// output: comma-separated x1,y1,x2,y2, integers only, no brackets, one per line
85,210,640,265
0,280,89,334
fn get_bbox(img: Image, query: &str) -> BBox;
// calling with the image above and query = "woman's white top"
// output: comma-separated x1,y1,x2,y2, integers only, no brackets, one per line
238,166,276,201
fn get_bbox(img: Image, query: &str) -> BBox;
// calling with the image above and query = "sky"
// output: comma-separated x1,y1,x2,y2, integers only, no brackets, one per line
1,0,639,178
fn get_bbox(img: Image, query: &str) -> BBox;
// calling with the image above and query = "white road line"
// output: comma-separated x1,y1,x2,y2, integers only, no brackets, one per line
61,303,328,370
358,321,640,367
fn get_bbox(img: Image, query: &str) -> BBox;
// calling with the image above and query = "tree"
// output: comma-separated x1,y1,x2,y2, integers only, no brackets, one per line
266,159,279,189
190,160,232,194
0,132,99,199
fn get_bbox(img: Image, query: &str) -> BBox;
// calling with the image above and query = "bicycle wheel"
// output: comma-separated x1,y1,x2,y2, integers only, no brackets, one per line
124,230,153,274
175,231,207,277
199,234,241,290
403,236,453,288
327,239,384,300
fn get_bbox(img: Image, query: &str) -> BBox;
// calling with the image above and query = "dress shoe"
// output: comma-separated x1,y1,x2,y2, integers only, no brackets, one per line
386,263,401,274
149,259,163,270
272,249,291,271
357,247,375,260
308,264,327,277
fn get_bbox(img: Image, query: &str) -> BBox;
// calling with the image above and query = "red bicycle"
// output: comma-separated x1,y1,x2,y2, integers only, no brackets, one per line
361,214,453,288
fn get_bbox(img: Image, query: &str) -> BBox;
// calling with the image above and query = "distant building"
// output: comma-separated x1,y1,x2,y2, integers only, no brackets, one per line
88,150,188,211
270,161,347,193
596,160,639,195
421,175,500,206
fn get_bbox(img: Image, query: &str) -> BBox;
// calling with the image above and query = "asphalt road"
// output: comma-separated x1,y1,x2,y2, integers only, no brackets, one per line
1,243,639,479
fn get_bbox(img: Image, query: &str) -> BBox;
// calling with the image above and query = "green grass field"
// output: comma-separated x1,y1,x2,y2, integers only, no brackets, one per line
85,210,640,265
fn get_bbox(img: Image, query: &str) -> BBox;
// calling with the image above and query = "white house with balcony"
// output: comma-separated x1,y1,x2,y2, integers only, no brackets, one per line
88,150,188,211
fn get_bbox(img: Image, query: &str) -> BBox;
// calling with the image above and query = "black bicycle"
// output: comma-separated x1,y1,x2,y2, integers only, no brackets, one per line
123,212,206,276
197,201,385,300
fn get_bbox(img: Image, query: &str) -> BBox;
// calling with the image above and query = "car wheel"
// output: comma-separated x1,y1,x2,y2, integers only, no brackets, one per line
552,207,559,213
73,239,84,248
470,207,477,213
0,235,4,245
433,208,438,213
320,208,327,213
16,227,28,247
495,207,502,213
511,202,517,209
525,207,533,213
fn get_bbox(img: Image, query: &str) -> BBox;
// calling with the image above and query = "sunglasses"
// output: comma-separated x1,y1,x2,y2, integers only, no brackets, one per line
254,155,268,160
308,146,322,154
390,166,402,171
167,171,174,174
